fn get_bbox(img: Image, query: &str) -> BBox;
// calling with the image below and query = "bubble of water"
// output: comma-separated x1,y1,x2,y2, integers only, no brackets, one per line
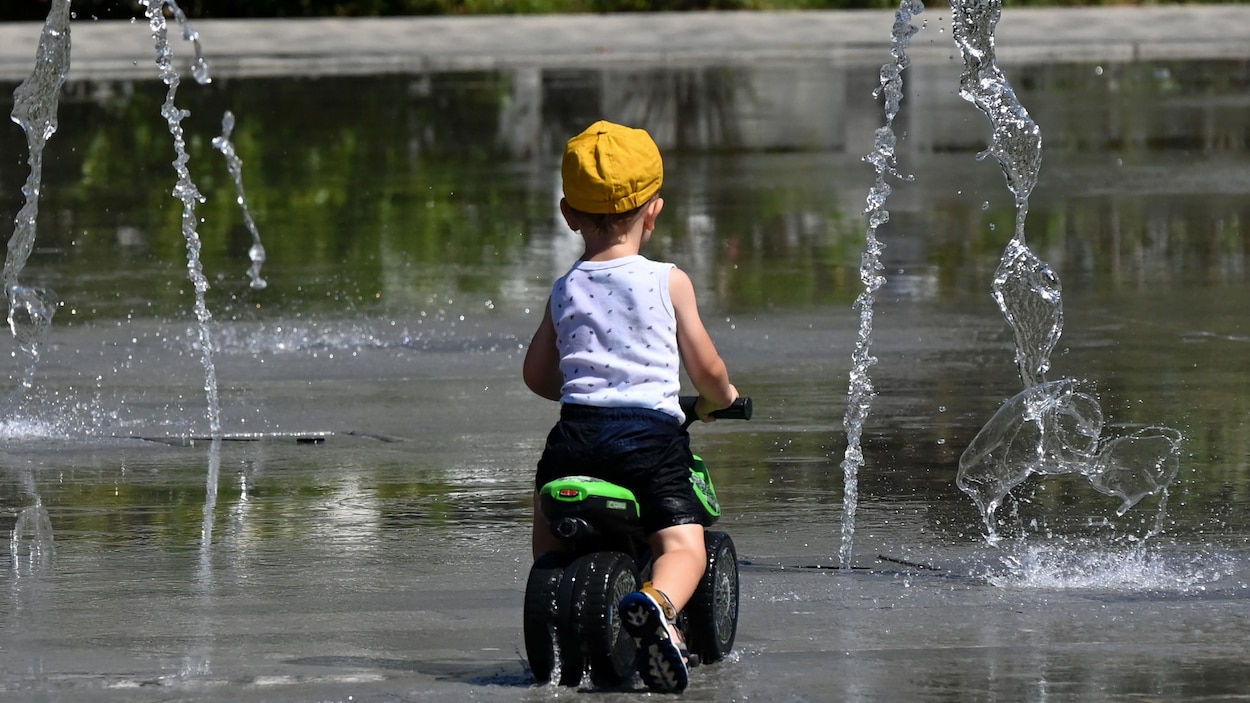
949,0,1182,547
958,379,1182,540
7,284,58,361
992,237,1062,388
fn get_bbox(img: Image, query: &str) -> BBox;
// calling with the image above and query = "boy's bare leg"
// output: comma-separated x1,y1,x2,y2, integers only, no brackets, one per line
647,523,707,614
619,522,705,692
532,492,566,559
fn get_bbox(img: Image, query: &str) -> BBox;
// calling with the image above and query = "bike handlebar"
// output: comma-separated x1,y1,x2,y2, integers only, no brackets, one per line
679,396,752,430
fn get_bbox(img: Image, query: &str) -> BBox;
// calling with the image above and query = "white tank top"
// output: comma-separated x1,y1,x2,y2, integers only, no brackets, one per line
550,255,683,420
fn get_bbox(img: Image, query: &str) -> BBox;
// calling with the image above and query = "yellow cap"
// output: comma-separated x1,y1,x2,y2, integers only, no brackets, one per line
561,120,663,215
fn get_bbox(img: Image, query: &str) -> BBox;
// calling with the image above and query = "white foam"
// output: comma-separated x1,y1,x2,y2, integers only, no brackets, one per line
984,544,1238,592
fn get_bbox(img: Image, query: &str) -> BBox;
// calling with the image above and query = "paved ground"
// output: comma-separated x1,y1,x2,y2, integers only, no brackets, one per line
2,5,1250,81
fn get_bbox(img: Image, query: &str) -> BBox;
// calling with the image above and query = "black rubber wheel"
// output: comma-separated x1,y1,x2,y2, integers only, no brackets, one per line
684,531,739,664
523,552,573,684
557,551,640,688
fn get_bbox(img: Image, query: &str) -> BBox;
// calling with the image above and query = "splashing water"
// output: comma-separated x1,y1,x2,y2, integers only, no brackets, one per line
839,0,924,569
949,0,1181,544
950,1,1041,212
143,0,222,437
949,0,1053,389
4,0,70,400
6,0,251,443
139,5,229,600
985,542,1235,592
957,379,1182,534
213,111,268,290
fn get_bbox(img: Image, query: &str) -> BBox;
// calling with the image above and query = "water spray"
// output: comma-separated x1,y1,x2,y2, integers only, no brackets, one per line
4,0,71,403
838,0,925,570
142,0,222,438
948,0,1182,545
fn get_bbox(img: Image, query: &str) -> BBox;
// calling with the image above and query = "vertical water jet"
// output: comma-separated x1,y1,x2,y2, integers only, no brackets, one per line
839,0,925,569
213,111,268,291
4,0,71,401
142,0,222,437
949,0,1181,543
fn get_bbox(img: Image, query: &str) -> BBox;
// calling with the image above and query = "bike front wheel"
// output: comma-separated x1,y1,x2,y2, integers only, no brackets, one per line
684,530,739,664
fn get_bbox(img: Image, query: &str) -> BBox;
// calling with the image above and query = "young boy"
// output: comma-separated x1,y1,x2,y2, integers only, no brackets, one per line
523,120,737,693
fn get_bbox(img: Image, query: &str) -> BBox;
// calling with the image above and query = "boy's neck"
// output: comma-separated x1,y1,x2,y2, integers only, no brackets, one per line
582,228,645,262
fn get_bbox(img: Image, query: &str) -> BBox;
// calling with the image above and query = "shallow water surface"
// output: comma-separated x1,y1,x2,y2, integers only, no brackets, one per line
1,52,1249,701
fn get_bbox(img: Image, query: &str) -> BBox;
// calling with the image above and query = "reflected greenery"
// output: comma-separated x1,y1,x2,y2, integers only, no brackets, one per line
0,60,1244,325
3,73,535,321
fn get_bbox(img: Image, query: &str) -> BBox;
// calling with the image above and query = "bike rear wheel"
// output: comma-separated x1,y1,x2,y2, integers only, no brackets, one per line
558,551,639,687
523,552,575,684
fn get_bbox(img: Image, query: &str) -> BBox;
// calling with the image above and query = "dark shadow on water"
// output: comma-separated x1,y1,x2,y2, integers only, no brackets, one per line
738,556,966,578
285,655,534,687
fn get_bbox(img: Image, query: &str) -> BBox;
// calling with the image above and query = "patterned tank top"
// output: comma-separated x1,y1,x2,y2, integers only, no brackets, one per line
550,255,682,420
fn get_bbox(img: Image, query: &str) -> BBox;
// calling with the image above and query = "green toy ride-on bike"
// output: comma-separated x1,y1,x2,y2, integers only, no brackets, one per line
524,396,752,688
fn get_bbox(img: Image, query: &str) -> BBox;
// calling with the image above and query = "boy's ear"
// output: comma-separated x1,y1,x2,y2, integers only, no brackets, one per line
642,197,664,230
559,198,581,232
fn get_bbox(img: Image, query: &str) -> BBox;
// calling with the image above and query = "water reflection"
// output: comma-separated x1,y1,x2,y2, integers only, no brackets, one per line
0,60,1246,324
0,46,1245,483
0,55,1245,492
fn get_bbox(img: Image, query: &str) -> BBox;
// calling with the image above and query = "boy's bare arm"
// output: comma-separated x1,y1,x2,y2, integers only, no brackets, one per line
523,302,563,401
670,268,737,417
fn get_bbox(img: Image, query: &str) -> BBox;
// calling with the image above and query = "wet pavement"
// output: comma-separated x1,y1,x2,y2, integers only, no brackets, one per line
4,304,1249,702
2,6,1250,80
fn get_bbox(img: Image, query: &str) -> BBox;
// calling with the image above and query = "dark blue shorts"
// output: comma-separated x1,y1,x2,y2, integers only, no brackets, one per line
535,404,708,534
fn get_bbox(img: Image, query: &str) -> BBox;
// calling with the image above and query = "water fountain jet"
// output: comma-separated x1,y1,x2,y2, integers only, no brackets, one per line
947,0,1182,546
142,0,222,438
5,2,270,588
213,110,268,291
3,0,71,578
838,0,924,570
4,0,70,406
